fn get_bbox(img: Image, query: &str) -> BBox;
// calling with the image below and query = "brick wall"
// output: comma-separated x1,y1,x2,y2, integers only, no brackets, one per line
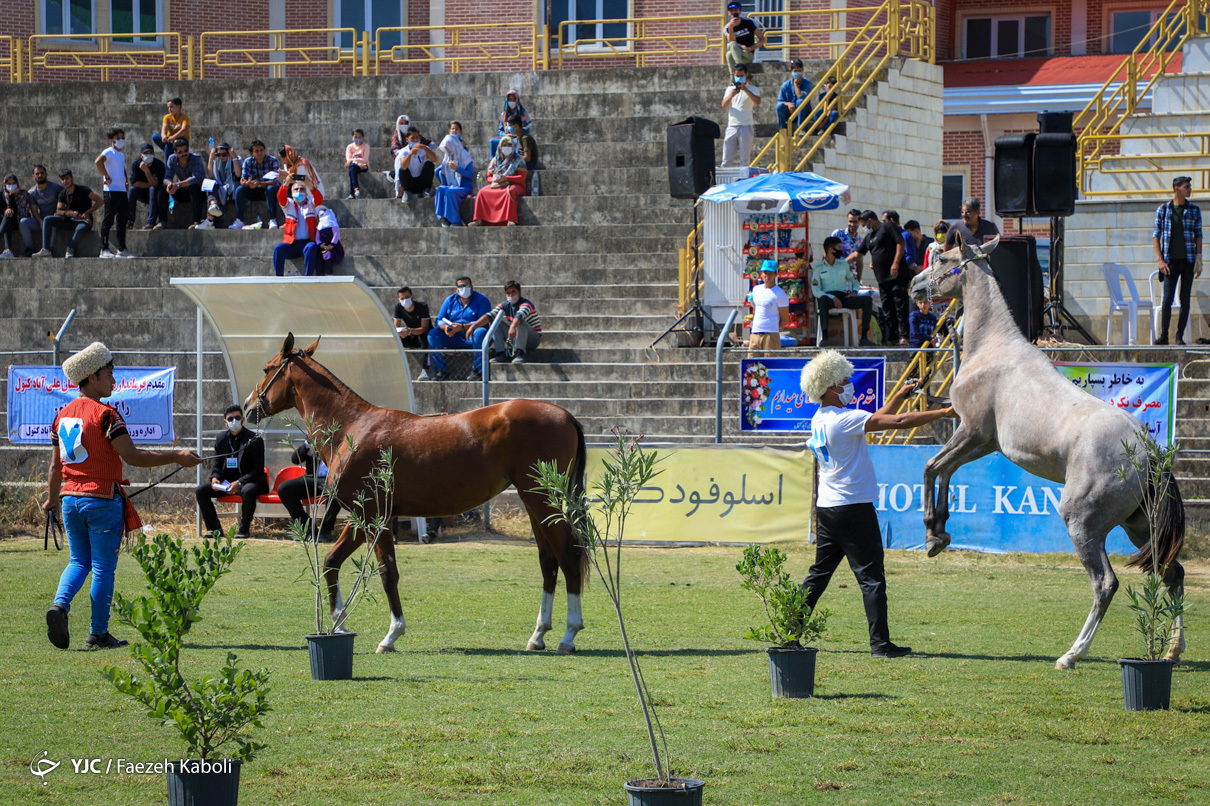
952,0,1075,58
944,128,986,204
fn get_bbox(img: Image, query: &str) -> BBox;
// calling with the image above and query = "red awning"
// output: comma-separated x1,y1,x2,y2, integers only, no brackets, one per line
943,54,1183,88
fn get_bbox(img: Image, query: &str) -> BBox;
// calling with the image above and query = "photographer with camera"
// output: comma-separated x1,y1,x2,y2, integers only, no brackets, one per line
724,2,766,73
272,177,324,276
231,139,280,230
279,144,324,198
721,63,761,168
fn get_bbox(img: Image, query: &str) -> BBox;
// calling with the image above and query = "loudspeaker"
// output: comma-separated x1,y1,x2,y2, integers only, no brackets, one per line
994,134,1035,217
1037,110,1073,134
667,116,721,199
1033,133,1078,215
987,235,1044,342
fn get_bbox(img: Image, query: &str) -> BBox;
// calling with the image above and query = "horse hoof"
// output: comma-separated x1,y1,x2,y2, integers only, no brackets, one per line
556,643,576,655
526,641,546,651
925,534,951,558
1055,657,1075,670
376,644,396,654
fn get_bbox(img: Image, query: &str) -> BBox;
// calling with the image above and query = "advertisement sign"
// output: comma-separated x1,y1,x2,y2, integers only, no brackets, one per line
740,356,885,432
7,365,176,444
1054,362,1177,445
586,446,814,543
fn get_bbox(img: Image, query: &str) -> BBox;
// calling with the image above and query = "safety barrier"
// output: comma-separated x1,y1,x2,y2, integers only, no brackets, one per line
373,22,539,74
555,13,721,68
199,29,362,79
0,36,18,83
27,32,188,82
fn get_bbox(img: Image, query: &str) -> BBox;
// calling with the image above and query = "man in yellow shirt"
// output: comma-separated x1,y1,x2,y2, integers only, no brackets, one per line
152,97,190,157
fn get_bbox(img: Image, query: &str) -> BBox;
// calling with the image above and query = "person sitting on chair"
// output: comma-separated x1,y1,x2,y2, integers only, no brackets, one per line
812,236,874,347
278,440,339,541
195,404,269,539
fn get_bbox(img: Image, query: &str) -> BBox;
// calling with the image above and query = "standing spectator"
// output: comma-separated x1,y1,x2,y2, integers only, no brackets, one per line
273,179,323,277
94,127,132,259
848,209,909,345
813,76,840,126
26,165,63,252
830,208,865,281
490,90,531,160
883,210,916,279
232,139,281,230
394,286,433,379
777,59,813,132
394,128,441,202
426,276,493,381
127,143,166,231
1153,175,1204,345
923,220,948,270
279,144,324,198
0,174,39,258
721,64,761,168
165,138,207,228
199,141,240,229
812,236,874,347
909,297,940,349
945,197,999,249
435,121,475,227
313,205,343,275
194,404,269,540
904,220,927,275
278,441,328,537
345,128,369,199
469,136,527,227
44,341,201,650
724,2,765,73
749,260,789,350
153,97,190,157
472,279,542,364
34,170,102,259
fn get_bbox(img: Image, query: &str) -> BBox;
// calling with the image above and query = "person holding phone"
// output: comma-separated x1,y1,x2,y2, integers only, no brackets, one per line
278,144,324,198
721,63,761,167
724,2,766,73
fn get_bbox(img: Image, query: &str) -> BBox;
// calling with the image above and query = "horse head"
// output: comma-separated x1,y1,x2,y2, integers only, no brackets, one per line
909,234,1000,302
244,332,321,423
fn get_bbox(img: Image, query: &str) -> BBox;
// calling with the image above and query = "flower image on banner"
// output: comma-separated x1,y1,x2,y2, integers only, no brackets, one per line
742,363,772,427
739,357,885,432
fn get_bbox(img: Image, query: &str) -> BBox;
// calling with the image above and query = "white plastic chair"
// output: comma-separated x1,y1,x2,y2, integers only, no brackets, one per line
1102,262,1149,345
1148,270,1178,342
817,306,859,346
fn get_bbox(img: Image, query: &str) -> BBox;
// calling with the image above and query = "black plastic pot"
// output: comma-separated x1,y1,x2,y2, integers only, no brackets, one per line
306,632,356,680
767,646,817,698
624,777,705,806
1118,657,1175,711
166,759,240,806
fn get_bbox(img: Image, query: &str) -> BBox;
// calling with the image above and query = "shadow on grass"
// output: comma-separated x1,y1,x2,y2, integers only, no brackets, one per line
437,647,753,658
184,642,306,652
911,650,1072,664
813,692,900,701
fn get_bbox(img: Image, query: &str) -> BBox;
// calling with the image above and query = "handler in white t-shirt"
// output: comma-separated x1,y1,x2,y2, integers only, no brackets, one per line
750,259,789,350
800,350,956,658
721,63,761,167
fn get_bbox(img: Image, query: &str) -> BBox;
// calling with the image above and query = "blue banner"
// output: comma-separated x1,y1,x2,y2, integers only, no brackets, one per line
7,365,176,444
740,356,885,432
1054,362,1176,445
868,445,1135,555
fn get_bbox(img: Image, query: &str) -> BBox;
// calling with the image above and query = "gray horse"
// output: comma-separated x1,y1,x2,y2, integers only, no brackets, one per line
908,236,1185,670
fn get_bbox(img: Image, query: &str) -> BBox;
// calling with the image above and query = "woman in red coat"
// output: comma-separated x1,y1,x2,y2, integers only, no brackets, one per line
469,136,527,227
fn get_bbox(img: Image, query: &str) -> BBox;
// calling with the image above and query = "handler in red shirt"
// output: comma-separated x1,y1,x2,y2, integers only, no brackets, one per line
44,341,200,650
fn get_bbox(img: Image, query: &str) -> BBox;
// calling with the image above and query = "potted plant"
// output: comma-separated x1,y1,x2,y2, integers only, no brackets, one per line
534,429,704,806
103,532,271,806
1116,430,1189,711
737,544,829,698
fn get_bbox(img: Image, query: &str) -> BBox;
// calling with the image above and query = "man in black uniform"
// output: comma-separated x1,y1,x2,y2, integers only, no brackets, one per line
848,210,908,345
195,404,269,539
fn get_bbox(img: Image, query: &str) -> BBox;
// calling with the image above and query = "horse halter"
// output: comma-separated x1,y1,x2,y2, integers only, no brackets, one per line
925,249,985,297
255,348,303,419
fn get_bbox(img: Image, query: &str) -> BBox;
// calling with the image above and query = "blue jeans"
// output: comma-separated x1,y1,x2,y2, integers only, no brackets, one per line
42,216,92,251
273,239,322,276
128,184,165,227
776,102,809,132
348,163,368,194
234,183,281,224
55,495,124,635
427,326,487,372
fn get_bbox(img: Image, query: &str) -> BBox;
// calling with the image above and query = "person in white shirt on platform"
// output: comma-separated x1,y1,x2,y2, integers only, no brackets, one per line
721,63,761,168
800,350,956,658
749,259,788,350
94,127,132,258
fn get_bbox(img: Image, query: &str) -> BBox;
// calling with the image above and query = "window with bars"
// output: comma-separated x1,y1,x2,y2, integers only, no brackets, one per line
42,0,95,36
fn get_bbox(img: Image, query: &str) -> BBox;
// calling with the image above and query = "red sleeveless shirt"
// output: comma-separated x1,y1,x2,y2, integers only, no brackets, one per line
51,396,128,498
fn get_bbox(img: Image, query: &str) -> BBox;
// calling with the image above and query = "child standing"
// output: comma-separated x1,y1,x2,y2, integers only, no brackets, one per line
909,297,939,349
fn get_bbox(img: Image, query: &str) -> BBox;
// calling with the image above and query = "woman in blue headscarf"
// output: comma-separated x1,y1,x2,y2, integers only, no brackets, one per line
489,90,531,160
434,122,475,227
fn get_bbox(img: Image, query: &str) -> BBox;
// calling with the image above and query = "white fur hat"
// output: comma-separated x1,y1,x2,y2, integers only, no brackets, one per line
800,349,854,403
63,341,113,384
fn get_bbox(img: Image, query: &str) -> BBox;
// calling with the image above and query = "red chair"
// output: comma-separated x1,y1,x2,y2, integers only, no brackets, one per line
259,465,306,505
215,467,271,504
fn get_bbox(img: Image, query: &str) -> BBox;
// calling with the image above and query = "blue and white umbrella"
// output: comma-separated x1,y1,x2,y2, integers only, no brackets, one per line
699,171,851,214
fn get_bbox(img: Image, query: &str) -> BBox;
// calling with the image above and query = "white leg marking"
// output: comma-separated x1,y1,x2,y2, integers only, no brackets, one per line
377,610,406,653
330,583,352,634
527,590,555,651
557,593,584,655
1056,608,1105,670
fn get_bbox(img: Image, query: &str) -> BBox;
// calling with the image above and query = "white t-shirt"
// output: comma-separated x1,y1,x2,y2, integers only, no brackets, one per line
395,144,428,179
724,84,761,127
809,407,877,507
750,283,789,334
100,147,127,192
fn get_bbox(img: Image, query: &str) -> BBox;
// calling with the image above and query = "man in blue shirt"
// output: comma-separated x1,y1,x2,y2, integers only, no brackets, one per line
1152,175,1203,345
232,139,281,230
427,276,493,380
776,58,813,132
164,138,207,228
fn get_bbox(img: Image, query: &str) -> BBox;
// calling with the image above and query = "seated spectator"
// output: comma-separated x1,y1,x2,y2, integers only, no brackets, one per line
197,141,240,229
724,2,765,73
153,97,190,157
128,143,166,230
813,76,839,126
777,58,812,132
26,165,63,252
394,128,441,202
435,121,475,227
278,440,329,537
345,128,369,199
34,170,102,259
313,205,343,274
394,285,432,379
909,297,940,349
0,174,39,258
923,220,948,269
475,279,542,364
232,139,281,230
469,137,527,227
505,114,539,172
195,404,269,540
390,114,420,166
164,138,207,228
279,144,324,198
812,236,874,347
490,90,530,160
273,179,323,277
426,276,492,381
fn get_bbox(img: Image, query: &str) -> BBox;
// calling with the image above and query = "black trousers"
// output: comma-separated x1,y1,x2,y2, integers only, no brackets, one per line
196,479,269,535
100,191,128,250
277,474,325,525
877,275,911,342
803,502,890,647
1160,258,1193,339
399,162,435,195
817,293,873,338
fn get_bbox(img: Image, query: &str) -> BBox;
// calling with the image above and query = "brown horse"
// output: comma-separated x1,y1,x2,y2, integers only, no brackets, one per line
243,333,588,654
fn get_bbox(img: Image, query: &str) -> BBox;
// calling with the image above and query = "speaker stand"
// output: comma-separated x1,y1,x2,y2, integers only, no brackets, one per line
651,203,719,348
1042,216,1097,344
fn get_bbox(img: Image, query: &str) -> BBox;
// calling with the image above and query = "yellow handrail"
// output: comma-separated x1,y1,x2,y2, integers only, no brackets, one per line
374,22,538,74
27,32,185,82
556,14,721,69
874,297,961,445
0,36,14,83
199,29,360,79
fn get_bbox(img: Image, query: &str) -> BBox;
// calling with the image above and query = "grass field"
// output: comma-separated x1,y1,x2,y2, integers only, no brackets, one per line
1,530,1207,805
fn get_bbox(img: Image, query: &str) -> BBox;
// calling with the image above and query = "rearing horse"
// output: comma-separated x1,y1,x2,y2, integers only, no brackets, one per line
909,238,1185,670
244,333,589,655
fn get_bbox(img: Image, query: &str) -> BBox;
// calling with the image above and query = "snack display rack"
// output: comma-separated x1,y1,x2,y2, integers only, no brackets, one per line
740,212,811,341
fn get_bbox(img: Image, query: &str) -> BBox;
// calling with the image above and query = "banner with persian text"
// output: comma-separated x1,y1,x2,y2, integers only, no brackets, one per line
7,365,176,444
739,356,885,431
1054,362,1176,445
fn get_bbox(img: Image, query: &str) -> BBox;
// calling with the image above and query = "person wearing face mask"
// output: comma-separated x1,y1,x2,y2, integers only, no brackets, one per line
273,179,323,276
394,286,433,379
490,90,531,160
811,236,875,347
801,351,956,659
471,280,542,364
279,144,324,199
345,128,370,200
94,127,133,258
194,405,269,541
724,2,766,73
427,276,493,381
198,141,241,229
435,121,475,227
923,220,948,270
849,209,909,345
394,128,441,203
469,136,528,227
312,205,343,275
127,144,166,231
721,63,761,168
829,208,865,282
0,173,39,258
777,58,813,132
389,115,432,172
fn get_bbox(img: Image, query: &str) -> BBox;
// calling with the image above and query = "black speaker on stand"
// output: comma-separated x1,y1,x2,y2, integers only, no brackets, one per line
987,236,1044,341
994,134,1036,217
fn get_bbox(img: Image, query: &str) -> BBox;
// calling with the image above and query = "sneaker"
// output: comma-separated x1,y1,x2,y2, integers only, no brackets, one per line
207,204,222,217
871,641,912,658
492,352,511,364
117,249,134,259
228,218,245,229
152,222,165,230
141,223,155,230
267,220,278,229
353,188,361,198
1154,336,1169,346
433,370,449,381
439,218,451,227
192,219,215,230
417,369,431,381
512,352,526,364
64,249,75,259
401,191,412,203
505,221,517,226
469,369,483,381
46,604,69,649
0,249,13,259
99,248,116,259
346,194,356,200
33,248,52,257
85,632,129,651
467,220,483,226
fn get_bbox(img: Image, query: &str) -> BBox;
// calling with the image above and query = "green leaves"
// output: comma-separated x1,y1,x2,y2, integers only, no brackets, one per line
737,545,828,648
1125,572,1188,661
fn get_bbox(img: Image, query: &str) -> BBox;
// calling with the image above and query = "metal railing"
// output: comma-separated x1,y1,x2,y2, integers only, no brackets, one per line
0,35,18,83
27,32,189,81
555,13,721,68
199,28,362,79
873,298,961,445
373,22,539,74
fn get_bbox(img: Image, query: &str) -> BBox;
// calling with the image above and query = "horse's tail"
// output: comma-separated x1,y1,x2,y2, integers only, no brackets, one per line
1127,462,1185,571
570,416,590,582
